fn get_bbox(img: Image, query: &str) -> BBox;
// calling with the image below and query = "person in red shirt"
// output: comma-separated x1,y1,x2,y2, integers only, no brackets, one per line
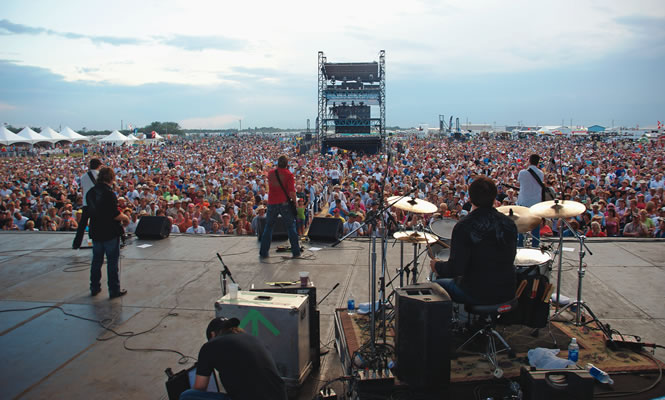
259,155,301,258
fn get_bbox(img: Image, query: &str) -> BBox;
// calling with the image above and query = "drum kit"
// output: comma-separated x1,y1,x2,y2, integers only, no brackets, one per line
387,195,605,332
342,188,608,358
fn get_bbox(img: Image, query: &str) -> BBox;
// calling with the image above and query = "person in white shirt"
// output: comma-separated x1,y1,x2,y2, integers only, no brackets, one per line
186,218,206,234
328,168,341,185
517,154,544,247
73,158,101,249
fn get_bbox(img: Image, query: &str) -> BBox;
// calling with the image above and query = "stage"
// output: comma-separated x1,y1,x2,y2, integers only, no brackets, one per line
0,232,664,399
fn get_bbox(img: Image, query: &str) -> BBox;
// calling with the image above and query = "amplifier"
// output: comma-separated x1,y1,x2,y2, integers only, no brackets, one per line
251,285,320,371
394,282,452,388
520,367,594,400
214,291,311,386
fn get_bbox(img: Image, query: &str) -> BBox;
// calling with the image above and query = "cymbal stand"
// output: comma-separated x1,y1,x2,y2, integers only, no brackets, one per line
550,221,612,339
552,215,592,312
411,242,420,285
399,240,405,287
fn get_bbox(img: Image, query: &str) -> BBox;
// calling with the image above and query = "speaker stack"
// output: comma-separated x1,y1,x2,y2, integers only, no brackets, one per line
394,282,452,388
257,215,289,240
307,217,343,242
135,216,171,240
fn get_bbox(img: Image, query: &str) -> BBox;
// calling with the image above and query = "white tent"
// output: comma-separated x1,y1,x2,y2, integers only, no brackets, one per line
17,127,51,144
40,126,71,143
60,126,90,142
99,130,130,145
0,126,29,145
153,132,164,140
126,133,139,141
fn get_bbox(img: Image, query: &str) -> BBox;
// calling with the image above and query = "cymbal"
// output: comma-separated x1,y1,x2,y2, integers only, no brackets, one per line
393,230,438,244
387,196,438,214
496,205,541,233
529,200,586,219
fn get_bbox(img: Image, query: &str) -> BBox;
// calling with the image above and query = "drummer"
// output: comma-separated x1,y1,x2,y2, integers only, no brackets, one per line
429,176,518,304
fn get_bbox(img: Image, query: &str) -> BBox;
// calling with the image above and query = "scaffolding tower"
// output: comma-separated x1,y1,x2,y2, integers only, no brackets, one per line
317,50,386,153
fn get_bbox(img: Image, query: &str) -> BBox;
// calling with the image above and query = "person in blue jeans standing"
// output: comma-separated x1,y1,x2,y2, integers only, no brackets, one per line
259,155,301,258
86,167,130,298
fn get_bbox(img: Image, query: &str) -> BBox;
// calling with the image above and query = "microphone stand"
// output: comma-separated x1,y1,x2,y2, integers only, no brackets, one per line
217,253,238,296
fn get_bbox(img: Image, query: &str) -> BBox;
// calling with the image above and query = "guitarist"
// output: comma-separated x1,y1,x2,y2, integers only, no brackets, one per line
86,167,130,298
259,155,301,259
517,154,545,247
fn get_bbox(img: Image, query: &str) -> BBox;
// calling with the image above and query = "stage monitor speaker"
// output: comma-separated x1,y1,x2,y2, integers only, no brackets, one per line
135,216,171,240
307,217,342,242
257,215,288,240
394,282,452,388
251,285,320,371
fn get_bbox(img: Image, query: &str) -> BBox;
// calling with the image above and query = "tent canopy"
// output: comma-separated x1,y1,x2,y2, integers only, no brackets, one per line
0,126,29,145
17,127,51,144
60,127,90,142
40,127,71,142
99,130,130,145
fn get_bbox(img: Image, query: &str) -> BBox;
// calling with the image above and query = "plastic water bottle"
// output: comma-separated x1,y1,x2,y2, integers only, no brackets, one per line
568,337,579,363
586,364,614,384
347,293,355,315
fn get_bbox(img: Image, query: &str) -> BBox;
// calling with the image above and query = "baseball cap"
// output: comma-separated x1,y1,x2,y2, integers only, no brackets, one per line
206,317,240,340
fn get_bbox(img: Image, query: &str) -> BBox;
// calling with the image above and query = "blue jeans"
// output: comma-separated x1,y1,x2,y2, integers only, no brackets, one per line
517,226,540,248
434,278,477,304
90,237,121,293
259,203,301,257
179,389,230,400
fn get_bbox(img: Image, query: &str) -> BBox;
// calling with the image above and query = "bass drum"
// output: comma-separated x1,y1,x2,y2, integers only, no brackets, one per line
429,218,457,240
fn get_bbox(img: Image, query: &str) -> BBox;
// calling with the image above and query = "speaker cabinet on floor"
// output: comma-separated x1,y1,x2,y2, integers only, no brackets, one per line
395,282,452,388
307,217,343,242
135,216,171,240
257,215,288,240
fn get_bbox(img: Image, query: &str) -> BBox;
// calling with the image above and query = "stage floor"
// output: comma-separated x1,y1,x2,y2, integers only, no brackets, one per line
0,232,664,399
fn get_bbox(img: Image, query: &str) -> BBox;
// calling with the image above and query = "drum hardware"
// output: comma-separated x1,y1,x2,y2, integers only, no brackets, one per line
530,200,613,342
530,199,585,314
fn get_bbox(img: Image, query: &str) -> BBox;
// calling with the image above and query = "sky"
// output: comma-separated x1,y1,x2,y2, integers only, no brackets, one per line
1,0,664,130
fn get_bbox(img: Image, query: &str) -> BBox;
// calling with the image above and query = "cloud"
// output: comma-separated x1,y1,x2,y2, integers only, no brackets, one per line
180,114,243,129
0,19,144,46
0,102,17,111
160,34,247,51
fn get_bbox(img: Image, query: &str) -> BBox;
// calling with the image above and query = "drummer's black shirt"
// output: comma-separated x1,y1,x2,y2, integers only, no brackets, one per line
435,207,517,304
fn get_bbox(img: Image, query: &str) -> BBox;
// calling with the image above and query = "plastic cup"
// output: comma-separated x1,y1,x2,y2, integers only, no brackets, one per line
228,283,239,299
299,271,310,287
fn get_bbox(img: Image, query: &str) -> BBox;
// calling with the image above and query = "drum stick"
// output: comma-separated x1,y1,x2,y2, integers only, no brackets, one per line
515,279,528,298
530,278,539,299
543,284,555,303
425,238,435,259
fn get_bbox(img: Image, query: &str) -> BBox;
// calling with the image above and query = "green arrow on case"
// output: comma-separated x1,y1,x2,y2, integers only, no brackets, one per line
239,309,280,336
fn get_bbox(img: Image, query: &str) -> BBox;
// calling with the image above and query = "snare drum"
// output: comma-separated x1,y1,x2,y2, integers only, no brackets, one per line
514,248,553,278
429,218,457,240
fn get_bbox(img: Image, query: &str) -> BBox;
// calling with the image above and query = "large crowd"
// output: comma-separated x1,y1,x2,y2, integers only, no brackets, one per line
1,135,665,239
